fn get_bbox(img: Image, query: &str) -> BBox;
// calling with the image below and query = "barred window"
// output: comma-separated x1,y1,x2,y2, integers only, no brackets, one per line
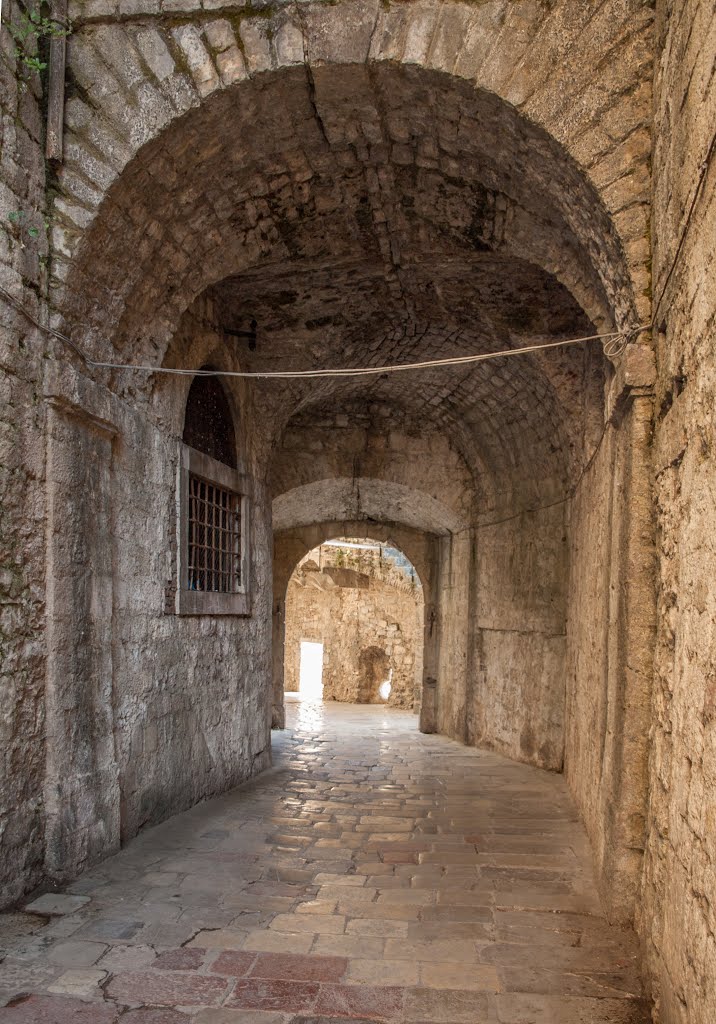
188,475,242,593
176,371,251,616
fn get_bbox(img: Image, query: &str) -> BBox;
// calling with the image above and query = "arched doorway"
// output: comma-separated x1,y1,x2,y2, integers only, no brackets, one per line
283,537,424,712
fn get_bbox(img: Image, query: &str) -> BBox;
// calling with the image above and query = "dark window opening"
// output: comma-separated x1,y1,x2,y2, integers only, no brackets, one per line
183,373,237,468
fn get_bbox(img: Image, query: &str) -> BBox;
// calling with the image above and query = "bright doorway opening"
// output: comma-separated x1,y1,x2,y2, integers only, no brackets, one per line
299,640,324,699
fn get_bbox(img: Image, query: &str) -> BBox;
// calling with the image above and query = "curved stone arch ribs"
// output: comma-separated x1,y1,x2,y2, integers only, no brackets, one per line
272,477,471,536
53,0,653,347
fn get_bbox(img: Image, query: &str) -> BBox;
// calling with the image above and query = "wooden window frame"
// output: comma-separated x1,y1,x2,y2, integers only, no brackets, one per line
176,444,252,616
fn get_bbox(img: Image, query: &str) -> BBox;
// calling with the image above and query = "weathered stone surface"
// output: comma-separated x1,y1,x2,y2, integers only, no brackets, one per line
0,0,49,915
284,541,422,708
47,967,107,998
0,704,645,1020
46,940,108,967
0,995,119,1022
636,4,716,1024
2,3,715,1022
25,894,88,918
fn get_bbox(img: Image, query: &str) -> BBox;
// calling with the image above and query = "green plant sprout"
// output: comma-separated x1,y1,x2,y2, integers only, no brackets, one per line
9,4,70,76
6,210,43,243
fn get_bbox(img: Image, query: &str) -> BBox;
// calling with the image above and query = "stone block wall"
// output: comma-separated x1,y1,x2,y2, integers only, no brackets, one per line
36,308,275,877
284,545,423,709
471,504,569,772
565,387,656,924
435,530,473,744
0,3,51,907
272,406,475,535
0,115,274,905
637,2,716,1021
8,16,711,1014
434,502,570,774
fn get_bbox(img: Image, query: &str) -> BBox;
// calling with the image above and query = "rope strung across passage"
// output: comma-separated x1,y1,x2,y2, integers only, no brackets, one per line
0,284,650,379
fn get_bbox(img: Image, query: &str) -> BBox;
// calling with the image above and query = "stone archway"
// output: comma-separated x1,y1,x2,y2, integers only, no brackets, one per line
282,536,423,710
53,0,652,343
4,2,716,1020
273,517,439,733
35,11,656,930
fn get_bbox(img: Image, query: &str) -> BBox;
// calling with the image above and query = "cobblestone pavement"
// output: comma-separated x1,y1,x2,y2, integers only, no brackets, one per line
0,701,650,1023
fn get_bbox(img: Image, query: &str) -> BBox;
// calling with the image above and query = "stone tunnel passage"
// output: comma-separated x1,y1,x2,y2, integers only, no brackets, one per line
284,538,424,711
9,38,658,1019
0,703,649,1023
5,0,716,1019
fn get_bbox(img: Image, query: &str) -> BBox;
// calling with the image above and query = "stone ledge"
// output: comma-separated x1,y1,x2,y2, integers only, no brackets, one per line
606,343,656,425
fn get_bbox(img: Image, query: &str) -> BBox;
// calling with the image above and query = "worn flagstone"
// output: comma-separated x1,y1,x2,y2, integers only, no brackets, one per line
0,702,648,1022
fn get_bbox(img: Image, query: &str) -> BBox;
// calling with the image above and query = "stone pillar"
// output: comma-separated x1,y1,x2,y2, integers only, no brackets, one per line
598,351,657,922
271,534,308,729
419,537,441,734
271,593,286,729
577,343,657,924
419,678,438,734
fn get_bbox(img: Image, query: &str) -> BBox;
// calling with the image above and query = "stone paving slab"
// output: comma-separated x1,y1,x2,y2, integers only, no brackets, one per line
23,895,90,917
0,702,650,1022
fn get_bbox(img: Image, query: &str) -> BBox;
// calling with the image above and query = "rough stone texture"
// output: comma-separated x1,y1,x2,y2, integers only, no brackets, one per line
273,522,440,733
1,280,272,903
284,542,423,708
269,400,575,771
565,389,656,925
0,1,51,909
636,3,716,1023
469,501,570,771
1,0,657,919
13,6,716,1023
51,0,653,337
39,308,273,872
272,407,474,533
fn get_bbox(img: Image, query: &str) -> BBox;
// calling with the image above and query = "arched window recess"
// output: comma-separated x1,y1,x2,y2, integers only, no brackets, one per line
176,372,251,616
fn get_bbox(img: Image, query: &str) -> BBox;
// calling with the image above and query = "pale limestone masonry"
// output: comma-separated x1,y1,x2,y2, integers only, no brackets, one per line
637,2,716,1022
284,542,423,707
0,1,715,1021
0,704,652,1021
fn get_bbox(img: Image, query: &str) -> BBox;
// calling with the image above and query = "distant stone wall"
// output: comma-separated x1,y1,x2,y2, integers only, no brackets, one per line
284,545,423,709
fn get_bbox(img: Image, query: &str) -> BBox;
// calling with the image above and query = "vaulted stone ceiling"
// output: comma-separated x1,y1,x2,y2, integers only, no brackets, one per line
64,61,620,505
212,252,597,504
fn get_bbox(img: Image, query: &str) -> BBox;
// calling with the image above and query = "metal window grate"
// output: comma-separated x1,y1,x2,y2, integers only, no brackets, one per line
187,474,242,593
